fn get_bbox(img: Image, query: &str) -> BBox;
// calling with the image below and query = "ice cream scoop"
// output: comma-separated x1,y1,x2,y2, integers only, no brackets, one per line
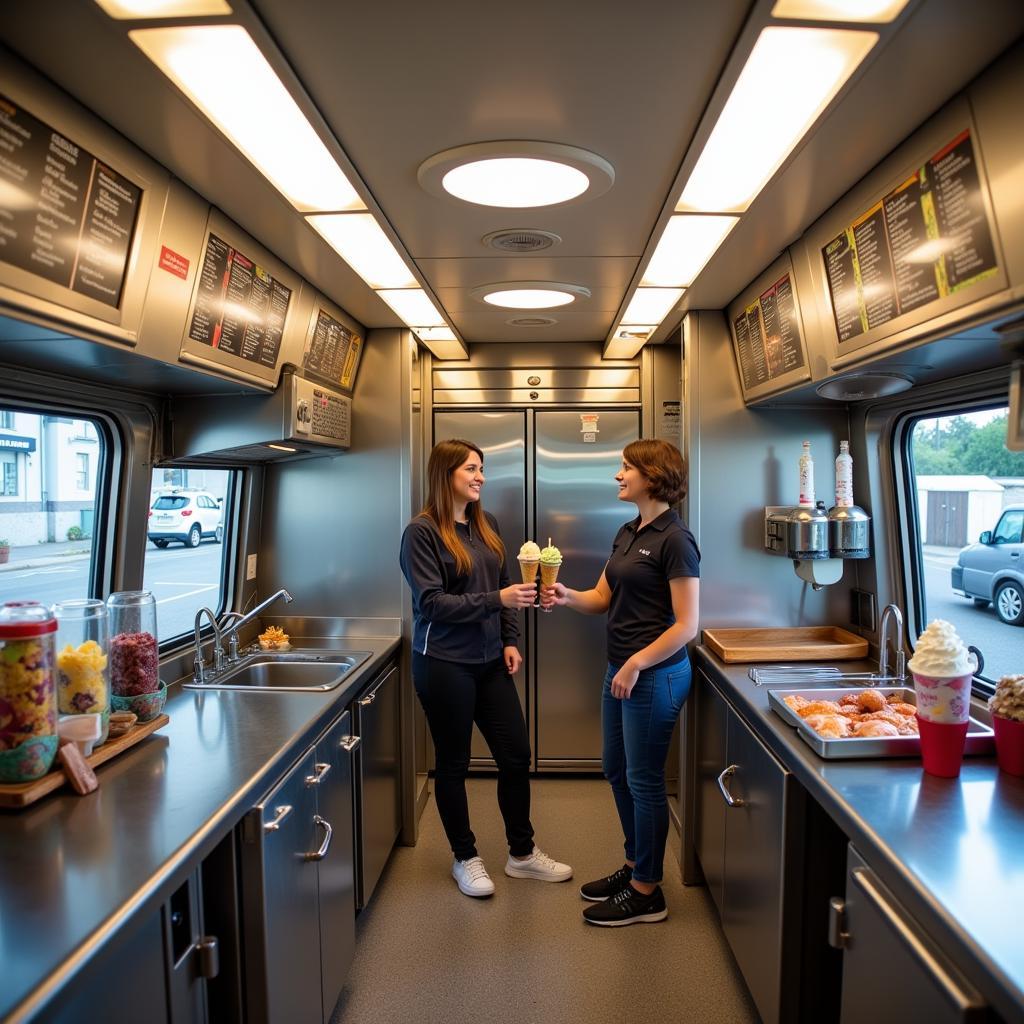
519,541,541,560
907,619,973,677
540,544,562,565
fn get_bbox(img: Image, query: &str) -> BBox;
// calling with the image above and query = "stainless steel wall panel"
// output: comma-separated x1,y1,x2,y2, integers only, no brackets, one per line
433,388,639,405
433,368,640,390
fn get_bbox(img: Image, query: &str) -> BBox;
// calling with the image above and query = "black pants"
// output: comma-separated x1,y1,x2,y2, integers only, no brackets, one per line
412,652,534,860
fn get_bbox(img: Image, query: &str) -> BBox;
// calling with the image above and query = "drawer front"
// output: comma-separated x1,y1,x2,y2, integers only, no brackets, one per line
694,671,728,914
838,846,986,1024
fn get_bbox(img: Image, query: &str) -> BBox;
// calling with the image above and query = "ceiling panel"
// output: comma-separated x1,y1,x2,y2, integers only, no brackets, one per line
416,256,638,291
449,311,616,344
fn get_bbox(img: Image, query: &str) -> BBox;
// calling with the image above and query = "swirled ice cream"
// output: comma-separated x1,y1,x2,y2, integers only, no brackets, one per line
518,541,541,560
990,675,1024,723
907,620,973,677
539,544,562,588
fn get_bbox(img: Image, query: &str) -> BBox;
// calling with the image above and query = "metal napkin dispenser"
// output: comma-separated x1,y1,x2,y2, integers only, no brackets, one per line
827,505,871,558
765,505,830,560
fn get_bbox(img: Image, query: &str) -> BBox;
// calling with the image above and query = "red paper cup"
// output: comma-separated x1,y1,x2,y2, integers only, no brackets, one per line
992,715,1024,777
916,714,969,778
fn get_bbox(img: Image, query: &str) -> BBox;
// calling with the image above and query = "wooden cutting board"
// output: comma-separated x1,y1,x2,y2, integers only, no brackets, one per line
702,626,868,663
0,714,169,809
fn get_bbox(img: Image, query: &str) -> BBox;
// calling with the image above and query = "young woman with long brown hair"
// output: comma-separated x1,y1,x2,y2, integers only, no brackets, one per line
400,438,572,898
541,439,699,925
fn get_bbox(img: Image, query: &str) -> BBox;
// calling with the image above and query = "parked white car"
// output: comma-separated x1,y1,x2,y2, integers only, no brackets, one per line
951,504,1024,625
148,490,223,548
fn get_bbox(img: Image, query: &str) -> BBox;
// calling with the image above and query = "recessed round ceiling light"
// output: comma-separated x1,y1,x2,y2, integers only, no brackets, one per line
418,142,614,208
471,281,591,309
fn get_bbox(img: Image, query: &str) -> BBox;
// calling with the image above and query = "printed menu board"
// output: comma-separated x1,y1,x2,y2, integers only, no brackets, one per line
303,307,363,389
187,233,291,368
0,92,142,308
732,272,806,392
823,130,998,345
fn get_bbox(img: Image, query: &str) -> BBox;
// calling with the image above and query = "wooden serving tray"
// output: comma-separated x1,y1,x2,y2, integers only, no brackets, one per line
0,714,169,809
702,626,868,663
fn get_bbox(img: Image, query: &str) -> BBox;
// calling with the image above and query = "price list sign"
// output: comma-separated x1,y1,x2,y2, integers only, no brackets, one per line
732,272,806,392
0,93,142,308
303,307,363,389
187,234,292,368
823,129,998,346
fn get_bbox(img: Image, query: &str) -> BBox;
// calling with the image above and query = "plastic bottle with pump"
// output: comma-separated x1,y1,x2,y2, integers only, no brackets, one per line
798,441,814,507
835,440,853,508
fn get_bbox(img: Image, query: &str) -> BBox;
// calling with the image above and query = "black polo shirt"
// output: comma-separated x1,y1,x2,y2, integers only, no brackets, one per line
604,508,700,669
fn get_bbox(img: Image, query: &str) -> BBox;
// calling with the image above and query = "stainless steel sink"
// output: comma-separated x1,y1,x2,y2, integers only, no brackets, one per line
184,650,371,691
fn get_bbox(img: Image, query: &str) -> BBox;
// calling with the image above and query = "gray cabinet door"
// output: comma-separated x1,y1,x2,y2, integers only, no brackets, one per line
355,665,401,908
694,670,728,915
316,710,357,1021
838,846,986,1024
722,711,793,1024
241,749,321,1024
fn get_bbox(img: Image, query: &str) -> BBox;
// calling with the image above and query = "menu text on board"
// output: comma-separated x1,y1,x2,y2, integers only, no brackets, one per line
822,130,998,345
187,234,291,368
0,93,142,308
304,308,363,389
732,273,806,392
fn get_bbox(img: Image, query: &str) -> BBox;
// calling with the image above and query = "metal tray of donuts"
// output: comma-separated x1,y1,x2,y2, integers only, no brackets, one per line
767,687,994,759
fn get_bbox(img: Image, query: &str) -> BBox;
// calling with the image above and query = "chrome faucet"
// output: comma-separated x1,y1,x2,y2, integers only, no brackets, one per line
221,588,294,663
878,603,906,682
193,607,225,685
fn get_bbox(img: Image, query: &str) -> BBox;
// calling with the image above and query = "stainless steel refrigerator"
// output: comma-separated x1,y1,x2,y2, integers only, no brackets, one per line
434,408,641,770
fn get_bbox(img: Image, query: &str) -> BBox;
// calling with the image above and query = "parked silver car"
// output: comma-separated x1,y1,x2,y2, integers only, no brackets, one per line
951,504,1024,625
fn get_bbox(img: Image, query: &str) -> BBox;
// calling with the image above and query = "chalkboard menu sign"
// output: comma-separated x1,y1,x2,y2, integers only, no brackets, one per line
187,233,292,368
303,306,363,390
732,272,806,393
0,92,142,308
823,129,998,346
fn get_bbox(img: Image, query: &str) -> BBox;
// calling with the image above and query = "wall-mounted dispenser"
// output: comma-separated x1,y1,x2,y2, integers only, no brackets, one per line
828,505,871,558
765,501,868,589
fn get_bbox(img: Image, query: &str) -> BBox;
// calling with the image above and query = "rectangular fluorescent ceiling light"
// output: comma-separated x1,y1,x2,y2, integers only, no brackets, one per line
422,339,469,360
377,289,447,327
641,215,738,287
605,334,647,359
307,214,417,289
677,26,877,212
771,0,909,22
412,327,457,342
95,0,231,15
130,25,365,213
621,288,683,325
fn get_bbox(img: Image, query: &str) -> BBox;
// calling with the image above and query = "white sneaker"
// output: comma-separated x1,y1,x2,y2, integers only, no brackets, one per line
504,847,573,882
452,856,495,897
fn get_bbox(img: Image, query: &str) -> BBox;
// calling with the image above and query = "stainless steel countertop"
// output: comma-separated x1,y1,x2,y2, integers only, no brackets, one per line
694,646,1024,1023
0,636,400,1024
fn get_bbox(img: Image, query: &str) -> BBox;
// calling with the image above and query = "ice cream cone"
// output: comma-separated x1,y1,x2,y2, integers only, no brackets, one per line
518,557,539,584
540,561,560,587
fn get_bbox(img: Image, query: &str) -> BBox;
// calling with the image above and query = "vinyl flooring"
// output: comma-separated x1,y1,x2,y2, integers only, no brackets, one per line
331,777,758,1024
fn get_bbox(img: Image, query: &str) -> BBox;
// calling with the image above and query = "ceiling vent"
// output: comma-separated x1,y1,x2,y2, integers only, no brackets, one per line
506,316,558,327
483,229,561,253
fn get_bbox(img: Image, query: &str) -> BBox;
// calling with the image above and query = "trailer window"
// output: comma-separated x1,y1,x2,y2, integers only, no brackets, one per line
908,405,1024,683
143,469,234,643
0,410,104,607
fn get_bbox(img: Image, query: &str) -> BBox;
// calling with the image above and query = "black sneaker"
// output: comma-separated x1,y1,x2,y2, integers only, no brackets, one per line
582,884,667,927
579,864,632,902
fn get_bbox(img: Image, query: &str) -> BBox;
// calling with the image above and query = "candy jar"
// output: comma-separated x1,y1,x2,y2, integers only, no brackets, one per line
55,599,111,745
107,591,159,697
0,601,59,782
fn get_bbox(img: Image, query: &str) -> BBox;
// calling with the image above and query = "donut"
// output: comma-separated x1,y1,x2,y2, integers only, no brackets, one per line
853,720,900,737
783,694,810,712
856,689,887,713
797,700,843,718
803,713,850,738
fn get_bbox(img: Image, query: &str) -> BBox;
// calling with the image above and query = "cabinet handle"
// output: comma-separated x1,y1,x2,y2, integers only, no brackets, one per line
716,765,745,807
306,762,331,786
195,936,220,980
827,897,849,949
305,815,333,861
340,735,362,752
359,691,376,706
850,867,985,1012
263,804,293,832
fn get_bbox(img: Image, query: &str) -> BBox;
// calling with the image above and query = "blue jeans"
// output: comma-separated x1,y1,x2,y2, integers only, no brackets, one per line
602,659,691,884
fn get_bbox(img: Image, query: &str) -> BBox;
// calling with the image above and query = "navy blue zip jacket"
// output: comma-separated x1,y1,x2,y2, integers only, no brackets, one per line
400,511,519,663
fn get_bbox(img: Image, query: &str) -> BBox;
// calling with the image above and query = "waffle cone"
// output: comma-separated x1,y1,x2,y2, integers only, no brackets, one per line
539,562,561,587
518,558,539,584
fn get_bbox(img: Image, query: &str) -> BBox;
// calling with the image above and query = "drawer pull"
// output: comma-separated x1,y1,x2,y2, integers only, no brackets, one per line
359,690,376,706
828,896,849,949
340,735,362,752
263,804,293,832
306,762,331,786
305,815,334,861
717,765,745,807
195,936,220,979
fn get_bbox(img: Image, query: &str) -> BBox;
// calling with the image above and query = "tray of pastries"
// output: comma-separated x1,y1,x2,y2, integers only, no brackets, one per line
767,687,994,759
